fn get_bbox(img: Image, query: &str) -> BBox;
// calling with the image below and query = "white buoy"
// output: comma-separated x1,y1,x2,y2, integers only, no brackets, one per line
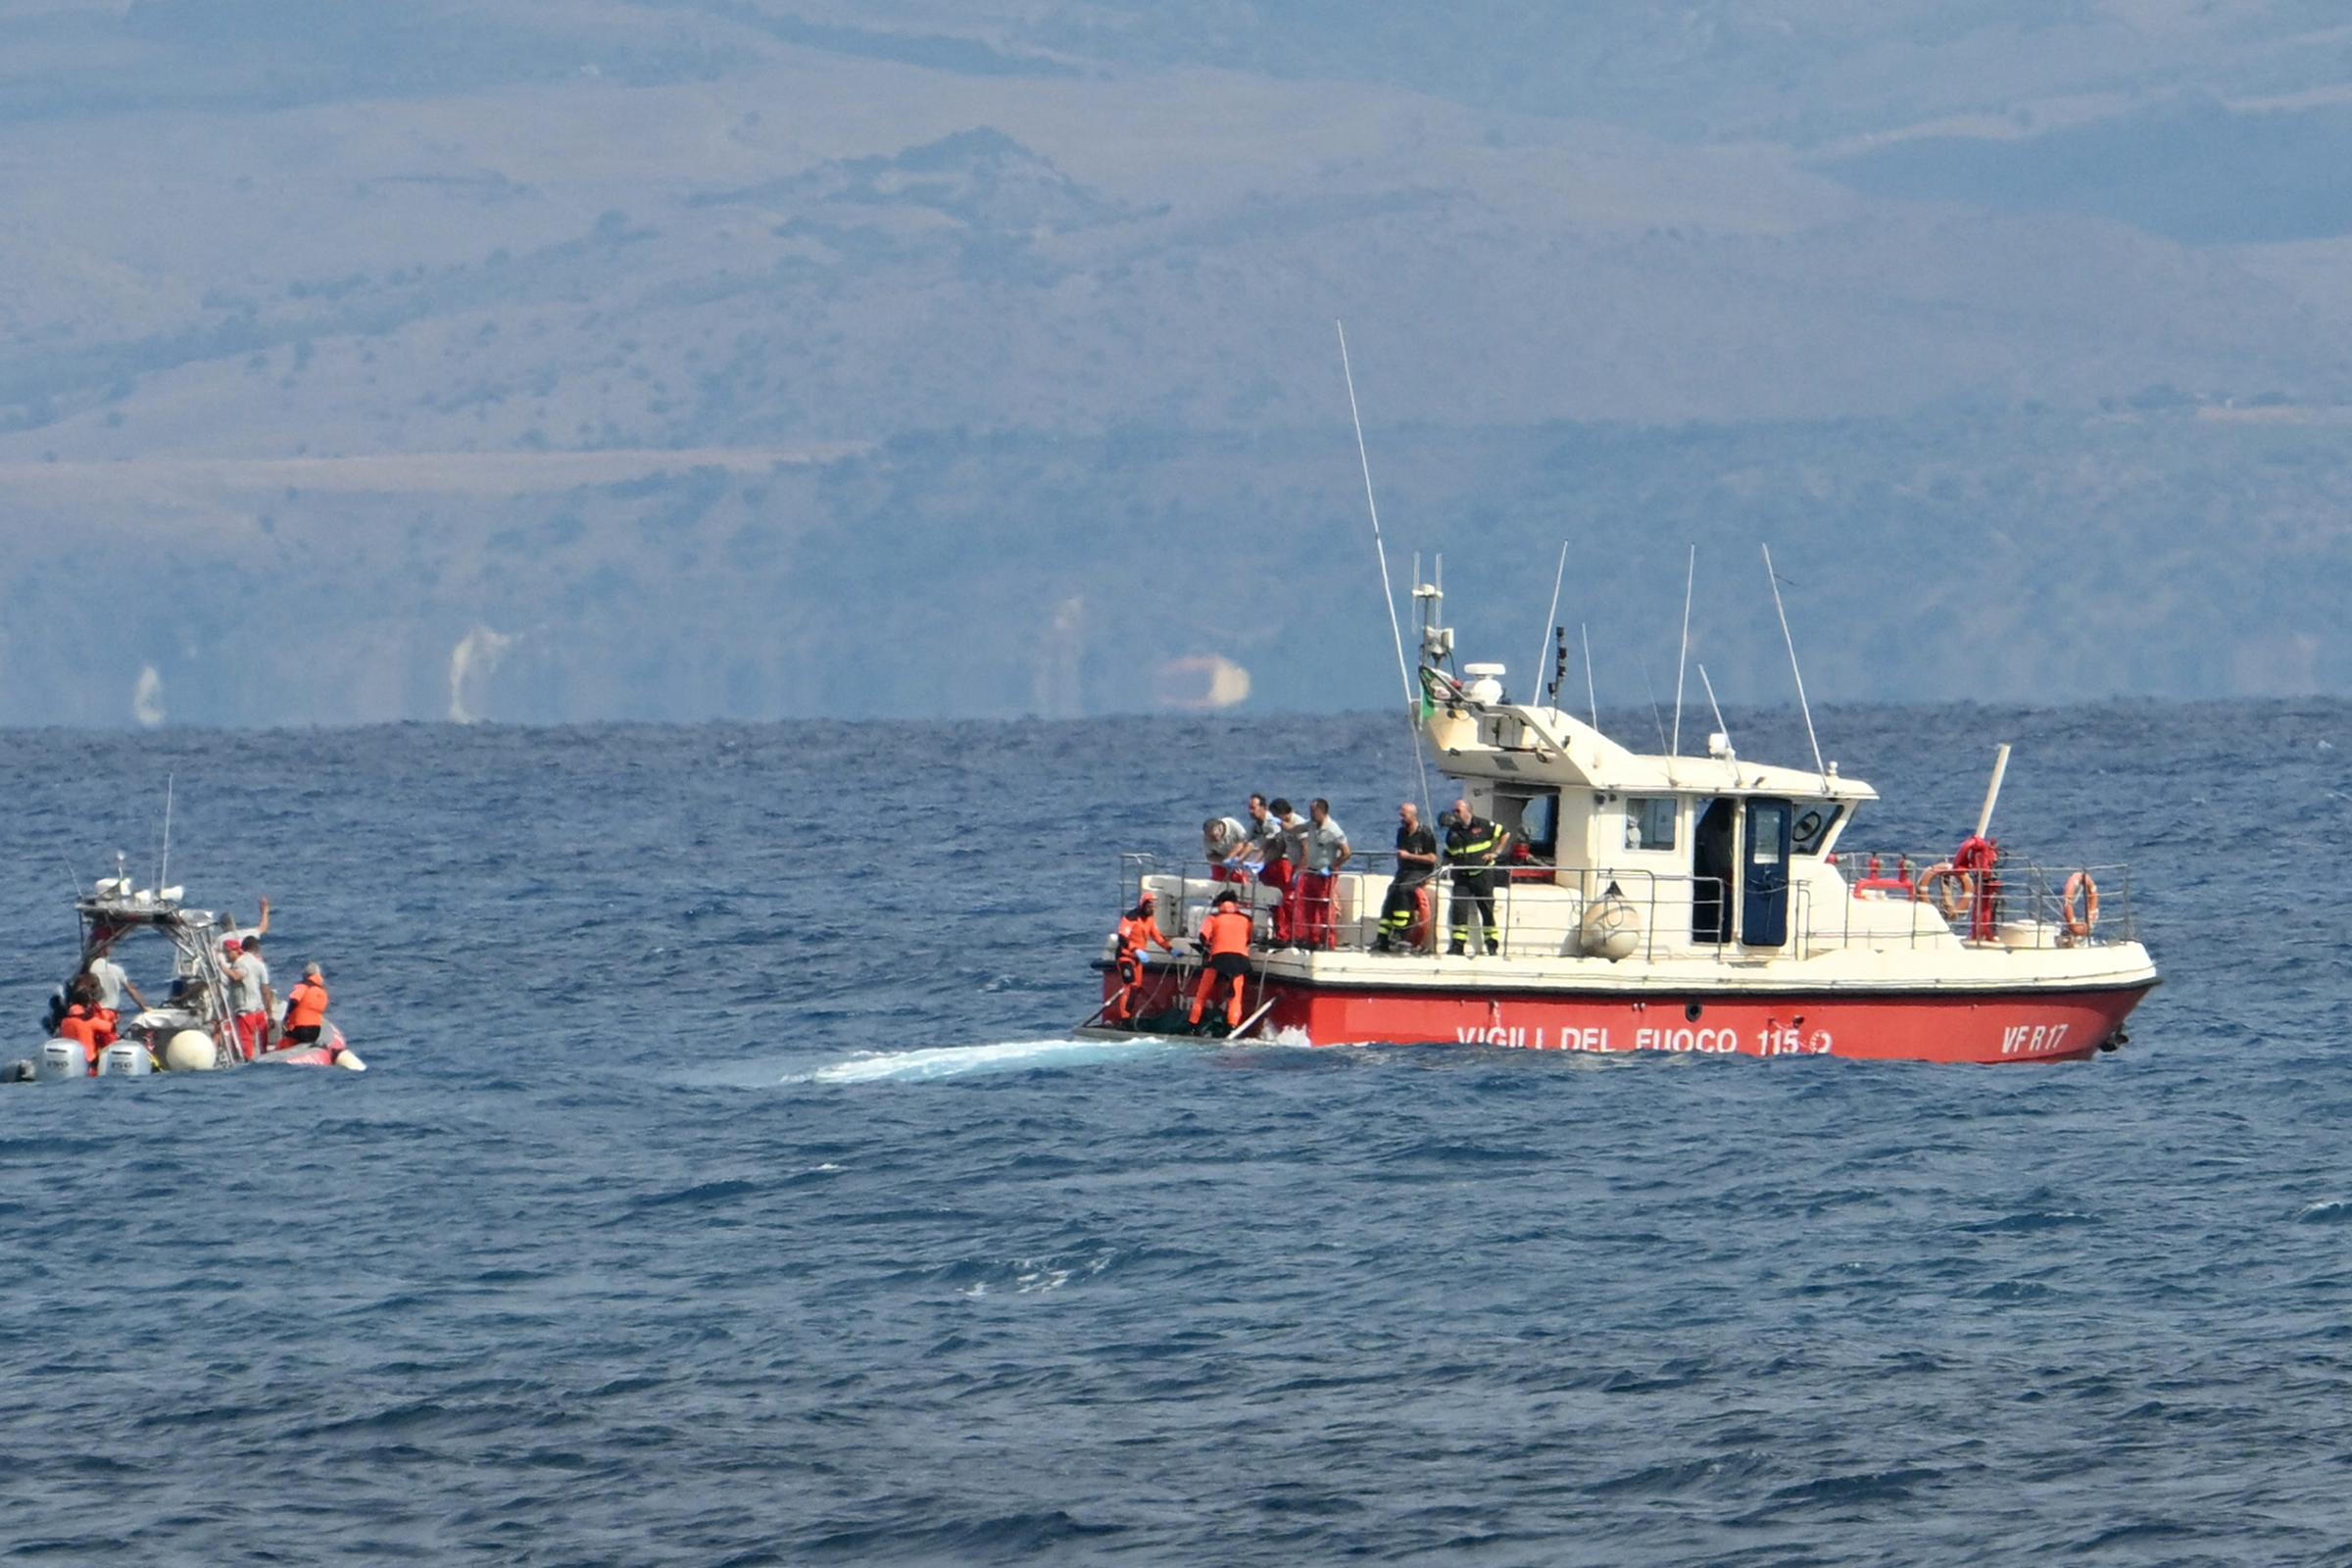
1581,896,1642,961
163,1030,220,1072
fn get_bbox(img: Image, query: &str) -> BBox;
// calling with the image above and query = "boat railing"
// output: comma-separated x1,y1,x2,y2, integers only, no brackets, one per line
1831,851,2136,948
1115,848,2135,964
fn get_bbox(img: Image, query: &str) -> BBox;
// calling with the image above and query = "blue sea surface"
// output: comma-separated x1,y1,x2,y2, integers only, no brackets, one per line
0,700,2345,1565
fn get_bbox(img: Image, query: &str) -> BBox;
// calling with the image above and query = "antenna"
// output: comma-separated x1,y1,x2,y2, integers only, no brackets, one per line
1338,320,1434,819
1975,743,2013,838
1762,544,1827,789
1636,653,1669,755
1534,540,1568,704
1670,545,1694,757
1548,626,1568,707
1697,662,1733,752
1580,622,1598,732
158,772,174,895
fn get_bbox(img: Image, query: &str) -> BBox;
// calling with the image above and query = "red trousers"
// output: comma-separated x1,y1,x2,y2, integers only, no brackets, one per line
1296,870,1338,949
1258,859,1295,943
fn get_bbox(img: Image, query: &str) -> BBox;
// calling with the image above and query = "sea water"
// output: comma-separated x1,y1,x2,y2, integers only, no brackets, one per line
0,701,2343,1564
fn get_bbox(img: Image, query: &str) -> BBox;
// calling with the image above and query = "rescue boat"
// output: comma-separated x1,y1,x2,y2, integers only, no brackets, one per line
1084,578,2157,1064
6,867,363,1082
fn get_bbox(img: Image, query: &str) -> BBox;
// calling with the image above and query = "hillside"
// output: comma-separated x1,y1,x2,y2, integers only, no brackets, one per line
3,1,2349,722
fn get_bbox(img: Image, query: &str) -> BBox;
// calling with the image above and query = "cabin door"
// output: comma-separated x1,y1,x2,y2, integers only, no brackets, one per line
1691,798,1737,945
1741,798,1792,948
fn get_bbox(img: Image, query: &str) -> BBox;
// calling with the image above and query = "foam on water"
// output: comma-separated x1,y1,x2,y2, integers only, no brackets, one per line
786,1035,1183,1084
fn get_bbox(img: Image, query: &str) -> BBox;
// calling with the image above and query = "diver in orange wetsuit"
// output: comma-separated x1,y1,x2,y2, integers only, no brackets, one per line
58,1004,102,1074
1188,891,1255,1032
1109,893,1174,1024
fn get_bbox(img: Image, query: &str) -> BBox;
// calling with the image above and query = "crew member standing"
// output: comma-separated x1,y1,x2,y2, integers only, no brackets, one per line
1295,799,1351,950
1188,891,1255,1033
1245,794,1297,946
281,962,331,1049
1443,797,1511,956
226,936,276,1060
84,938,148,1018
1108,892,1174,1024
1376,802,1439,953
1263,797,1311,947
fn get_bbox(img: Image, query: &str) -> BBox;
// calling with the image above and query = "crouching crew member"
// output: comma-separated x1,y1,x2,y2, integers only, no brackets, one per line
282,962,331,1048
1188,891,1255,1033
1109,892,1174,1024
1443,798,1511,956
1376,801,1439,953
1203,815,1255,883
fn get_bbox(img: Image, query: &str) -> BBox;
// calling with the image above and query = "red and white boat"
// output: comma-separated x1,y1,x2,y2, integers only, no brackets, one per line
1087,578,2156,1064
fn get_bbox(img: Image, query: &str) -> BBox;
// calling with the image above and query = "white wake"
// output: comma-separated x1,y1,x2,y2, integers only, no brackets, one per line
784,1036,1182,1085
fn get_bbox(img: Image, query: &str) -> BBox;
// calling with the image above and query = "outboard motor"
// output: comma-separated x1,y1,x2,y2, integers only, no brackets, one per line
96,1041,152,1077
36,1039,81,1081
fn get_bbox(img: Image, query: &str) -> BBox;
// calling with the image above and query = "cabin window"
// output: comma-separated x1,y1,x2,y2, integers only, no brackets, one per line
1790,803,1843,856
1624,797,1677,852
1495,790,1559,860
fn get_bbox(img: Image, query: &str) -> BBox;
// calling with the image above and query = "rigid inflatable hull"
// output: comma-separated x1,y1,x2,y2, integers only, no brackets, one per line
1100,966,2152,1064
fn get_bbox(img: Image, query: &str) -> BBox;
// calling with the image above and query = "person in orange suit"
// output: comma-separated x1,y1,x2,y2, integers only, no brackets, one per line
1109,893,1174,1024
58,1004,103,1075
282,963,331,1050
1189,891,1255,1033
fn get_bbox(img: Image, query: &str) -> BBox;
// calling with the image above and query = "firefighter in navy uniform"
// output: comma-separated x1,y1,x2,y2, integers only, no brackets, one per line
1375,801,1440,953
1442,798,1511,956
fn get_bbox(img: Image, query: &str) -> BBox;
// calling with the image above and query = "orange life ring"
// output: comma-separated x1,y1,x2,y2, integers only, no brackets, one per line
1917,863,1972,921
2062,871,2100,938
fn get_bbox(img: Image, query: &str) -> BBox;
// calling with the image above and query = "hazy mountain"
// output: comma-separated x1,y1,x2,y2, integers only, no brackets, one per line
3,0,2349,724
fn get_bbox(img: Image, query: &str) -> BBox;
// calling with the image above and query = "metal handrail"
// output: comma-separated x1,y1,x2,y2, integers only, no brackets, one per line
1117,846,2138,965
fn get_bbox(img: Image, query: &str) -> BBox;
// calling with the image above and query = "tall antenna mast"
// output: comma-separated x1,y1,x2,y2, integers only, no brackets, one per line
1670,544,1694,757
158,772,174,894
1762,544,1827,788
1580,622,1598,732
1338,320,1433,817
1534,540,1568,708
1636,654,1669,755
1697,663,1733,752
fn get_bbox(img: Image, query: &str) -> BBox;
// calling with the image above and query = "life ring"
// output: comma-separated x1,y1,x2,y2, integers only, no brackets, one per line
2062,871,2100,939
1917,862,1972,920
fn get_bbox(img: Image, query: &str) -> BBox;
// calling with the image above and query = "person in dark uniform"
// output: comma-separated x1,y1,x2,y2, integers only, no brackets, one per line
1375,801,1439,953
1442,797,1510,956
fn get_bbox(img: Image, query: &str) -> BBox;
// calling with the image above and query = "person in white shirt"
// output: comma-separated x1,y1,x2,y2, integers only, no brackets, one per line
225,936,277,1060
83,939,147,1016
1295,799,1352,950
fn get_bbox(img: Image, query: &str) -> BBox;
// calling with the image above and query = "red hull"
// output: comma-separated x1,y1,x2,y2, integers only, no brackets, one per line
1102,967,2151,1064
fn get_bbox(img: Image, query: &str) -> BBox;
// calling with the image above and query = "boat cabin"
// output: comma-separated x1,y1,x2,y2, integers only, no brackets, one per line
1421,683,1881,956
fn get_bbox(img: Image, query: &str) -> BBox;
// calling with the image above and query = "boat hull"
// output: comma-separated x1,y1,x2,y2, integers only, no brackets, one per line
1099,965,2152,1064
